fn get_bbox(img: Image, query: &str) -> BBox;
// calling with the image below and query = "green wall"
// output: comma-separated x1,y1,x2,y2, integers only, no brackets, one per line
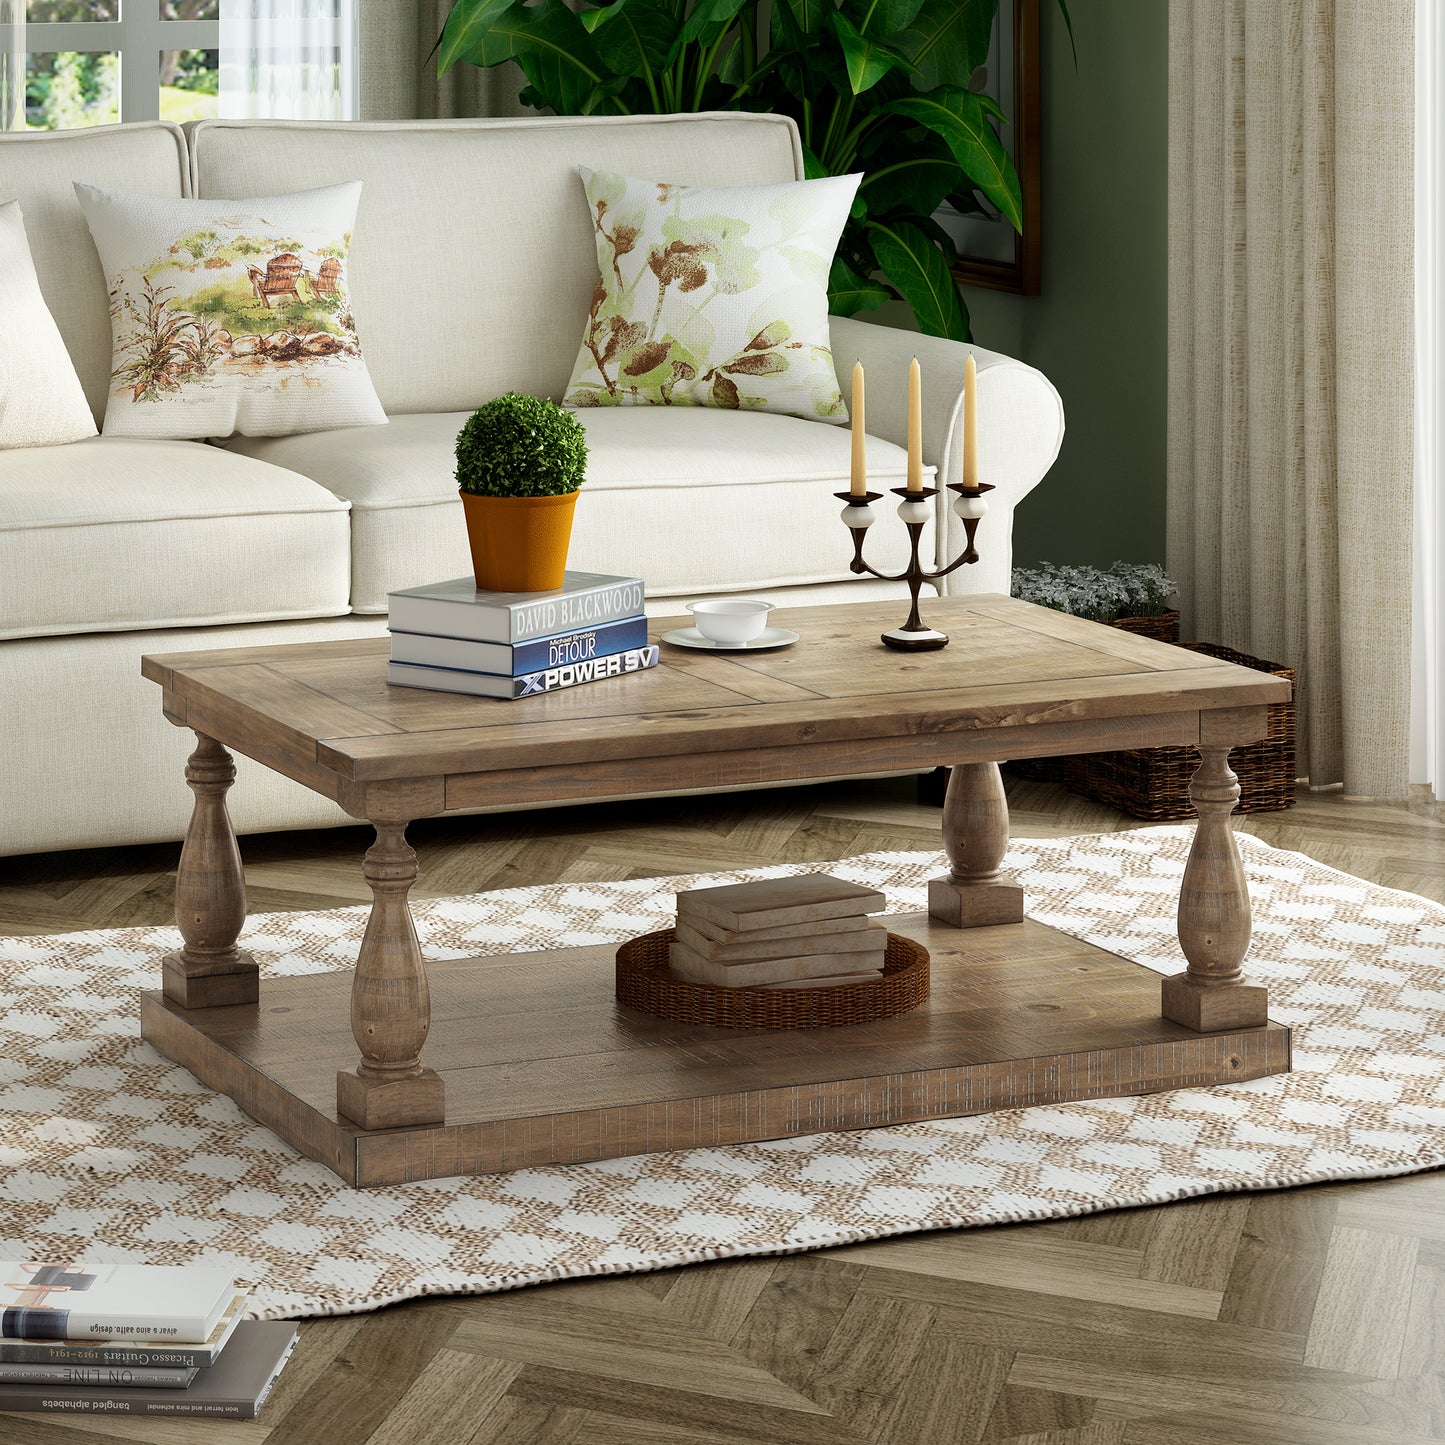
381,2,1166,570
963,1,1170,569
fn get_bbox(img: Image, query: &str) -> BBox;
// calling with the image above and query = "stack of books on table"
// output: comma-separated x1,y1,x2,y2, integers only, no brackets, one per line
386,570,658,699
670,874,889,988
0,1262,296,1420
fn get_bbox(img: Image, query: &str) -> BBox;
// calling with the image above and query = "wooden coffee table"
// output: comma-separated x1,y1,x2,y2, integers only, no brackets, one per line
140,595,1292,1187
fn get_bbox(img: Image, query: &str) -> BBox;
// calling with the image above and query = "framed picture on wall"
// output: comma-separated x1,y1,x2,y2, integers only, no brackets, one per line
935,0,1042,296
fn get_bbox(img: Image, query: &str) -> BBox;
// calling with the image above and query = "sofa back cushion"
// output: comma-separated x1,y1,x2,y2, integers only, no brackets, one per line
188,114,803,416
0,124,189,423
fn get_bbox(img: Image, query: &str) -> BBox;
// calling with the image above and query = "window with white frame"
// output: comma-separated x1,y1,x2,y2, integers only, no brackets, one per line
16,1,358,131
24,2,218,130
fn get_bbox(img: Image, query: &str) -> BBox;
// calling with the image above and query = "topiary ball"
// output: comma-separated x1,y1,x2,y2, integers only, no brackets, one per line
455,392,589,498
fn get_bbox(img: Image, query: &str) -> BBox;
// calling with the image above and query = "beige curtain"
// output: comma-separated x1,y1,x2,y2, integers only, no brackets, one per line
1168,0,1414,798
359,0,525,121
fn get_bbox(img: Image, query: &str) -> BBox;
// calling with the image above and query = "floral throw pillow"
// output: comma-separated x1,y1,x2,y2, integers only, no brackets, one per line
75,181,385,439
564,167,860,422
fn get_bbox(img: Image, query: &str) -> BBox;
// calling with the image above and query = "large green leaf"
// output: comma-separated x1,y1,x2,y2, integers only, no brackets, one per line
800,142,829,180
717,33,748,86
830,11,918,95
867,218,967,340
678,0,752,48
520,52,611,114
783,0,832,36
828,256,892,317
472,0,609,113
843,0,926,38
895,0,994,92
884,86,1021,230
860,144,958,217
585,0,680,80
438,0,521,70
1056,0,1078,66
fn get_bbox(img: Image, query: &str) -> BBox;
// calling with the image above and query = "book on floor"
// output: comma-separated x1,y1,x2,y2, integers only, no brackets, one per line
0,1320,297,1418
388,644,660,699
388,572,645,645
389,614,649,677
0,1264,235,1344
0,1291,245,1367
0,1361,197,1388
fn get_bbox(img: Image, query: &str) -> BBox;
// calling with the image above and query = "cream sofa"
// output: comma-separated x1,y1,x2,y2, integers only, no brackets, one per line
0,114,1064,857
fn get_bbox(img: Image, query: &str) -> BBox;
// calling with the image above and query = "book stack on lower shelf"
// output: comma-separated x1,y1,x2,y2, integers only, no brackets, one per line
387,570,658,699
669,875,889,988
0,1263,296,1420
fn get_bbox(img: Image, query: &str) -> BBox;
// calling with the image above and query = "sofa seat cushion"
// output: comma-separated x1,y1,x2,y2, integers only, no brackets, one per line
0,437,351,640
227,408,923,610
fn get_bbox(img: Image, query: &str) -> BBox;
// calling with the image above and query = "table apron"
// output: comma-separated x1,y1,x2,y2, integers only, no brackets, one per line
441,710,1228,813
163,697,1274,822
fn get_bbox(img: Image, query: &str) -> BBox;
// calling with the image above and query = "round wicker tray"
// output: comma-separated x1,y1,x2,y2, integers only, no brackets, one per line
615,928,930,1030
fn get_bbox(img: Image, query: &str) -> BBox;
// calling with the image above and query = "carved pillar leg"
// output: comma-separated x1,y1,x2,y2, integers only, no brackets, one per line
927,762,1025,927
163,734,259,1009
336,820,445,1130
1162,746,1269,1031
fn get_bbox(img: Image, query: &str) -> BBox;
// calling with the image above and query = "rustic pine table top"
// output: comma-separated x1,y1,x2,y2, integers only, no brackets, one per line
142,594,1290,823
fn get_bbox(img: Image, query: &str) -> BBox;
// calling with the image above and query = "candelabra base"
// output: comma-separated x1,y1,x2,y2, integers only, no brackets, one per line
881,625,950,652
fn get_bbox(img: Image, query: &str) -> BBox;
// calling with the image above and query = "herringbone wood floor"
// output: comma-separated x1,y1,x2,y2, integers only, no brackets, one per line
1,776,1444,1445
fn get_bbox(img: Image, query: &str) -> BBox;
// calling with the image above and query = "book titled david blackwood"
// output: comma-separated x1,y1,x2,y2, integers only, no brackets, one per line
388,572,645,645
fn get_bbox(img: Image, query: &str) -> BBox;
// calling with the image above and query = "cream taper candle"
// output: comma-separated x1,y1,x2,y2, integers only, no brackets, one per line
906,356,922,492
850,361,866,497
962,352,978,489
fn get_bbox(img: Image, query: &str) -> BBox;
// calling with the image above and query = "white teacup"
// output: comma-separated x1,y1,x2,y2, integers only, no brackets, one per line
687,598,774,645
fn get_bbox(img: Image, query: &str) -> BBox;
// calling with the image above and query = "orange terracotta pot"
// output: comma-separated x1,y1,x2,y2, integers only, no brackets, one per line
460,489,578,593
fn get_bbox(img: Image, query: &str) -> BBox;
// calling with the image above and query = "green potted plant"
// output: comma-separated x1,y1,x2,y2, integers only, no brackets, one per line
455,392,589,593
436,0,1072,340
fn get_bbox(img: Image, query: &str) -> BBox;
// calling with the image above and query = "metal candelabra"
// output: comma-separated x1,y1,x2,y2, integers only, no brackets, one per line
836,480,994,650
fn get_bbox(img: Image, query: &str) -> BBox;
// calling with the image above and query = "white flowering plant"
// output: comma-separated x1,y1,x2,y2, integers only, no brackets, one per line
1011,562,1176,624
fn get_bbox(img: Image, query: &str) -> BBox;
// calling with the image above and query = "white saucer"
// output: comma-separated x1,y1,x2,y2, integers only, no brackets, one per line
661,626,800,652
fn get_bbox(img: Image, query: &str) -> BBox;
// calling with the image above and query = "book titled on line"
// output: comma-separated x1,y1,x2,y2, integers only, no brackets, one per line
389,614,649,677
0,1361,196,1388
387,572,645,645
0,1264,234,1344
0,1292,245,1367
388,644,660,699
0,1320,297,1419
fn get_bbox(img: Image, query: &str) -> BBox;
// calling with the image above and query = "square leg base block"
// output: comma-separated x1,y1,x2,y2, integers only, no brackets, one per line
1160,973,1270,1032
162,952,259,1010
928,876,1025,928
336,1068,446,1131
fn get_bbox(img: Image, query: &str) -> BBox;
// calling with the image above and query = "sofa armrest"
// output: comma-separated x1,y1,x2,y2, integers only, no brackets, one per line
828,316,1064,595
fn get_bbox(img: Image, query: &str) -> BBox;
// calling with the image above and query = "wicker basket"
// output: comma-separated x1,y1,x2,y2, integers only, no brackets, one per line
1053,642,1296,820
616,928,929,1030
1110,610,1181,643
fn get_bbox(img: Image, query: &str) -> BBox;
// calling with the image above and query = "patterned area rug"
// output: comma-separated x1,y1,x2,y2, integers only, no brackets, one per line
2,827,1443,1322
